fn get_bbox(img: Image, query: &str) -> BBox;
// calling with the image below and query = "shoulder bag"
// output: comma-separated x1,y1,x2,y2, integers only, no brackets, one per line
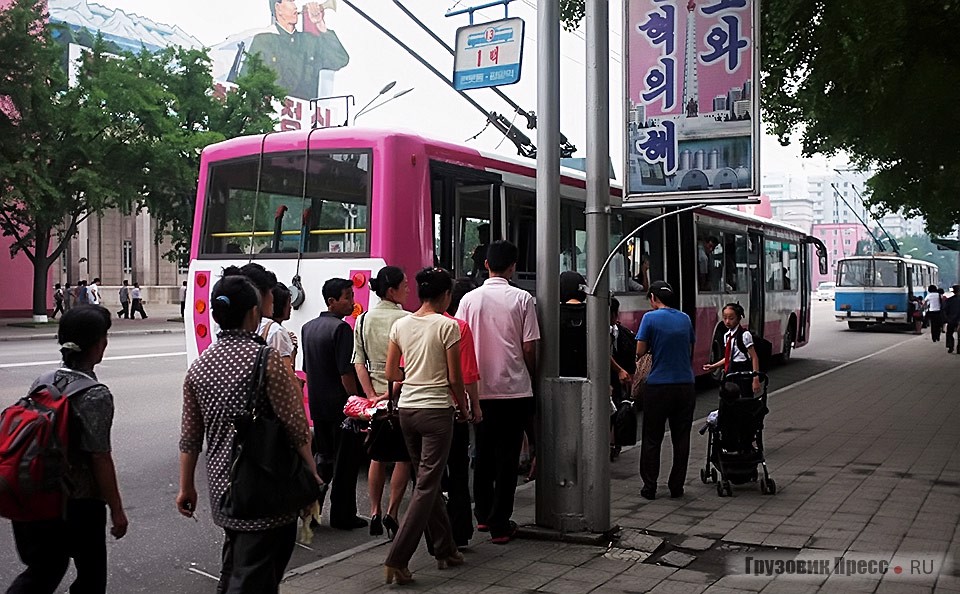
357,313,409,462
219,346,320,519
631,352,653,402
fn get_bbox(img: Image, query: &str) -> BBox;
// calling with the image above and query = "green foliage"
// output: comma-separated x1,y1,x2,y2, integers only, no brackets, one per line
562,0,960,234
135,49,285,259
762,0,960,235
0,0,283,314
895,234,958,287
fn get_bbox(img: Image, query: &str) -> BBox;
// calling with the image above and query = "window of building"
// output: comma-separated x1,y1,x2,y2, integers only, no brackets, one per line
122,240,132,276
177,248,189,275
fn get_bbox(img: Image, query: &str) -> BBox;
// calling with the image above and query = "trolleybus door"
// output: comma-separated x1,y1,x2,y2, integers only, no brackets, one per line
748,231,765,337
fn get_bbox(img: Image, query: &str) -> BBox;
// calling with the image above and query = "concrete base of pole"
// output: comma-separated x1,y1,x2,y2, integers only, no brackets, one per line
536,377,587,530
516,524,619,546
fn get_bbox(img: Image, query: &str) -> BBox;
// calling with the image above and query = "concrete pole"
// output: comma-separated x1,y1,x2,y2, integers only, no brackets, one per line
535,0,563,528
583,0,611,532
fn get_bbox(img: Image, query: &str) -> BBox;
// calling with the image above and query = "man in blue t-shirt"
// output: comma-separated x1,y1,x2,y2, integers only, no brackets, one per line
635,280,696,500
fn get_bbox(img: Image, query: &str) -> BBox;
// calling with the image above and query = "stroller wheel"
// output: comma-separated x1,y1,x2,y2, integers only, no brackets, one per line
711,468,718,483
763,478,776,495
700,468,709,484
760,479,768,494
716,482,726,497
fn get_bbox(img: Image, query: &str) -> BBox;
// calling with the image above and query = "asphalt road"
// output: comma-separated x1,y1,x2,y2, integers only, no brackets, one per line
0,300,917,592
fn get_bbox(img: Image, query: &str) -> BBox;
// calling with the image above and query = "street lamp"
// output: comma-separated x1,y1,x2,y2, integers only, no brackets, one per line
354,87,414,123
353,81,396,124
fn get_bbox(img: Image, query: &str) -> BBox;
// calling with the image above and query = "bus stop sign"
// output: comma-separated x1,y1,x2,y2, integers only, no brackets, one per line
453,17,524,90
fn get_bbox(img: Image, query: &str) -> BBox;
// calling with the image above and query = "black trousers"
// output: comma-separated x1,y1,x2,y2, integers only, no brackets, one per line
313,418,362,524
639,383,696,494
473,397,533,537
117,302,129,319
443,421,473,546
180,300,186,319
53,302,65,318
947,323,958,351
130,299,147,319
8,498,107,594
216,522,296,594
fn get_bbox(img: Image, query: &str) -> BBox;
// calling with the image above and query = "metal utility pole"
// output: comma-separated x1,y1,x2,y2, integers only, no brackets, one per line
535,0,569,530
583,0,611,532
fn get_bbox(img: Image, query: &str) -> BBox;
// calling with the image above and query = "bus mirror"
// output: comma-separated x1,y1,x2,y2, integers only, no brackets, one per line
804,236,829,276
290,275,305,310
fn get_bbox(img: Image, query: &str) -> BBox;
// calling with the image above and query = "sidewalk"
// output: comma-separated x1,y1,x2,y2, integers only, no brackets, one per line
282,334,960,594
0,303,185,341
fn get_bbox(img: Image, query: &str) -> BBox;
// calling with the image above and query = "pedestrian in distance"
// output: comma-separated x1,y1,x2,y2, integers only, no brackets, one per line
179,280,188,320
76,280,90,305
301,278,367,530
129,283,148,319
924,285,943,342
455,240,540,545
382,267,470,585
945,285,960,354
177,275,317,594
52,283,65,319
117,280,130,319
352,266,411,540
88,278,101,306
635,281,697,500
7,305,129,594
63,282,73,312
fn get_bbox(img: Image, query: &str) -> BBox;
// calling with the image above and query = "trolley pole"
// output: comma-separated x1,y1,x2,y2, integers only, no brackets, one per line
583,0,611,532
535,0,570,530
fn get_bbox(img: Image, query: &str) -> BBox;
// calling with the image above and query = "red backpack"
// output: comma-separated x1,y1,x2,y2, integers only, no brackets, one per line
0,371,100,521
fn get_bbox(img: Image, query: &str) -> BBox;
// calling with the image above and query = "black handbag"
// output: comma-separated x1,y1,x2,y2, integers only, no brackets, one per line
219,346,320,519
356,313,409,462
613,400,638,447
364,384,409,462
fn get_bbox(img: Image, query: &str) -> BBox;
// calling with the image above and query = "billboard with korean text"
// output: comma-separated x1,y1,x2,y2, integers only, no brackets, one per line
624,0,759,202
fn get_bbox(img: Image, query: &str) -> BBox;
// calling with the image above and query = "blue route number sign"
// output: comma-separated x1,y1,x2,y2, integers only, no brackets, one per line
453,17,525,90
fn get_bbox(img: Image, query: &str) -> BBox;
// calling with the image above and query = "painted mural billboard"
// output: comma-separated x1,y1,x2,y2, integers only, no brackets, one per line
624,0,759,203
49,0,351,129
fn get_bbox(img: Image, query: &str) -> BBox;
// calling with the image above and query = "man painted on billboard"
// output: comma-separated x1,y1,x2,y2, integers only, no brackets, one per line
241,0,349,100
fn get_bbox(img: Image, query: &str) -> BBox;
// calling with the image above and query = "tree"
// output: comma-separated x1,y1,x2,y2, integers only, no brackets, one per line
0,0,166,320
135,49,284,260
563,1,960,234
0,0,283,319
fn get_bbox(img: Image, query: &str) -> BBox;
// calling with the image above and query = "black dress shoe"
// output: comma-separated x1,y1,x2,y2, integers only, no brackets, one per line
640,487,656,500
670,488,684,499
370,514,383,536
383,515,399,540
331,516,368,530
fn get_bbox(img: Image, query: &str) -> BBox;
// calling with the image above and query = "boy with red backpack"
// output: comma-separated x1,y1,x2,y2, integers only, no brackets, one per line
0,305,127,593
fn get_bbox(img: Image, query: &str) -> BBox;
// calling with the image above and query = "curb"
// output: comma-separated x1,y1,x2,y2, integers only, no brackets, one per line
0,328,185,342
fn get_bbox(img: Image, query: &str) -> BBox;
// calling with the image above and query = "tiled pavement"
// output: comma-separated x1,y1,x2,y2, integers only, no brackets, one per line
283,334,960,593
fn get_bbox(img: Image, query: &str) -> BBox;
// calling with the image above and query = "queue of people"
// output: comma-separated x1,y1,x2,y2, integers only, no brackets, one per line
10,240,726,593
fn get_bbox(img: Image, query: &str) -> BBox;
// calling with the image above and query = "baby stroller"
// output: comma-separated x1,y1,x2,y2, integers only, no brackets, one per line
698,371,775,497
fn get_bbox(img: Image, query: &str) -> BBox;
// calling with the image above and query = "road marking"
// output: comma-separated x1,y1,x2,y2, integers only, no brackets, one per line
186,567,219,581
0,351,187,369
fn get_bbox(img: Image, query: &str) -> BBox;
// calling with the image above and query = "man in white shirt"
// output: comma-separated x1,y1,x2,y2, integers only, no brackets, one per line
88,278,101,305
456,240,540,544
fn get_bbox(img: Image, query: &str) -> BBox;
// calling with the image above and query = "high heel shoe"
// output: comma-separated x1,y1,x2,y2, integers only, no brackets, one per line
384,565,414,585
383,515,399,540
436,551,465,570
370,514,383,536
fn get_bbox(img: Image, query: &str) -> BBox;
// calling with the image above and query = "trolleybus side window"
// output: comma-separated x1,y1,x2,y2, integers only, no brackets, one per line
785,242,799,291
697,227,723,292
765,240,784,291
200,151,371,257
873,259,903,287
505,186,536,291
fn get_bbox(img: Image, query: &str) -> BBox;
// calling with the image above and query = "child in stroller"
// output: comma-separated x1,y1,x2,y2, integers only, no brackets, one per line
699,372,773,496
